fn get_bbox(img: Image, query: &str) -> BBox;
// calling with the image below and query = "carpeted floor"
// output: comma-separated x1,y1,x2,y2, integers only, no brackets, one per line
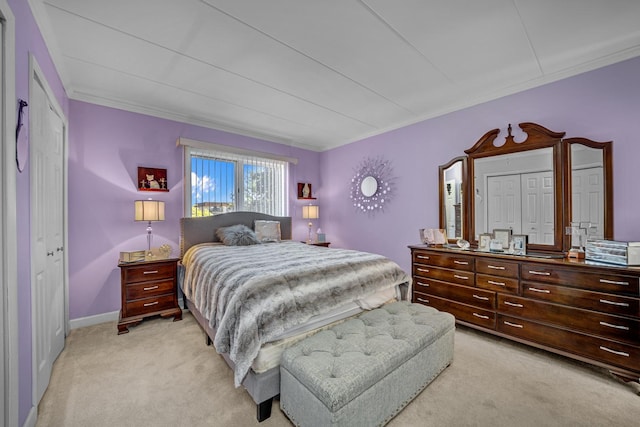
36,312,640,427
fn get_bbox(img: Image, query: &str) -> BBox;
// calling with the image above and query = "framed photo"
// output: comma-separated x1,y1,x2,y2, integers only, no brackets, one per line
511,234,527,255
297,182,315,199
478,233,492,252
493,229,512,249
138,167,169,192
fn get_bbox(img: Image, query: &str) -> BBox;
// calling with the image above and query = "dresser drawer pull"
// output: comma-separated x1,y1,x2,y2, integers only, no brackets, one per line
528,270,550,276
416,297,429,303
473,294,489,301
504,301,523,308
599,299,630,307
528,287,550,294
472,313,489,319
599,321,630,331
143,301,159,307
504,321,524,328
143,285,159,291
599,346,629,357
488,280,506,286
143,270,159,275
454,260,469,265
454,274,469,280
599,279,629,286
416,255,430,260
416,281,429,287
416,268,430,273
488,265,506,270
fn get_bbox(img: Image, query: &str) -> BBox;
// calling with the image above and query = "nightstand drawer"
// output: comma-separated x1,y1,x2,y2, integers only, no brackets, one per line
122,263,175,283
125,294,177,317
125,279,175,300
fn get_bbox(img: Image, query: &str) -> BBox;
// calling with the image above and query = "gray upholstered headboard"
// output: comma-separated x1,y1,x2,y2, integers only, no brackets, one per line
179,211,292,257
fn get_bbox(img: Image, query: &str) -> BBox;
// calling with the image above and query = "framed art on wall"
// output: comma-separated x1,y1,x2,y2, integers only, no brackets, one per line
138,167,169,192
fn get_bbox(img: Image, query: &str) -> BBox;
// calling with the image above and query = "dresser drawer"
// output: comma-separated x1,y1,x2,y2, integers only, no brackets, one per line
521,263,639,294
412,251,474,271
414,279,495,310
122,262,176,283
497,295,639,344
412,265,475,286
124,294,177,317
477,273,519,294
521,282,640,318
497,315,640,372
414,293,496,330
125,279,175,301
476,258,519,278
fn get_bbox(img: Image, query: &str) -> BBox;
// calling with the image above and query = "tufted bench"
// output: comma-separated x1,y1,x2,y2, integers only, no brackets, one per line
280,301,455,426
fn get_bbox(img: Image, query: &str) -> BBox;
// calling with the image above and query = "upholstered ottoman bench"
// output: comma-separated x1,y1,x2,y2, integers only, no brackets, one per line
280,301,455,426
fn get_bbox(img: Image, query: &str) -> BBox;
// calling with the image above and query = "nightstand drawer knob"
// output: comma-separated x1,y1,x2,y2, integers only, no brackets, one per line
143,270,159,275
143,285,159,291
143,301,159,307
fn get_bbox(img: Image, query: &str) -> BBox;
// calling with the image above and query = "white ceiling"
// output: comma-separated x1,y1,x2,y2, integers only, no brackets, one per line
30,0,640,151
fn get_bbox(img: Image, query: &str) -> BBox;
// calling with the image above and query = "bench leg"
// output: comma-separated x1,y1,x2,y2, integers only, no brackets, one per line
256,398,273,422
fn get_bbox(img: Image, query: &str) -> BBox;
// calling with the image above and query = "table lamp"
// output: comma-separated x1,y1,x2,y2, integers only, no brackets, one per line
135,199,165,257
302,205,319,244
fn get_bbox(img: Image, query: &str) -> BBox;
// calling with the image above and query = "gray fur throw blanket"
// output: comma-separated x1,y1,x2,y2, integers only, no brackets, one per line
181,241,410,386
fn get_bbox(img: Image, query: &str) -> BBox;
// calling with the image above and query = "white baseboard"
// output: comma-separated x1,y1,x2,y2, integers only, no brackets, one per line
69,310,119,330
69,298,186,330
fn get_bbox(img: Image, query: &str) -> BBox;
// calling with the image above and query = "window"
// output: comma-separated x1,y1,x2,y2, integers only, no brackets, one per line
181,139,291,217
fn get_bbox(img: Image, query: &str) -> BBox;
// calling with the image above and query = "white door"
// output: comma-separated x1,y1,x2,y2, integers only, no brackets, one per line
486,174,521,234
521,171,555,244
31,74,65,404
572,167,604,239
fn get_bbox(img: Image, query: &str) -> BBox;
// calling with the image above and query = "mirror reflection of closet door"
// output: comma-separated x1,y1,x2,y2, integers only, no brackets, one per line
487,175,521,234
572,166,604,239
521,171,555,244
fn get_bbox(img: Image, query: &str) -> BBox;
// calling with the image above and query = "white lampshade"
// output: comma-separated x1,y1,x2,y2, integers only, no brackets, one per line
135,200,165,222
302,205,319,220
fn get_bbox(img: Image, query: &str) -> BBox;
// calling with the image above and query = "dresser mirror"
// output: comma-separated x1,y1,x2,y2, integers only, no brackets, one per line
438,157,466,242
564,137,613,249
439,122,613,254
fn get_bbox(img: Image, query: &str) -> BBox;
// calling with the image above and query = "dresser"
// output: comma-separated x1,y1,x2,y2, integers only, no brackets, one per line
409,245,640,383
117,258,182,334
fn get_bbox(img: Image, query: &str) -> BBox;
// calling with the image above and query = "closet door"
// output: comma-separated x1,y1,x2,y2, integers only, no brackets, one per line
521,171,555,244
486,174,521,233
30,74,65,404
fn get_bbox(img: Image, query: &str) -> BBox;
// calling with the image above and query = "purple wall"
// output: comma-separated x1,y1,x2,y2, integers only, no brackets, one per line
67,101,321,319
321,56,640,275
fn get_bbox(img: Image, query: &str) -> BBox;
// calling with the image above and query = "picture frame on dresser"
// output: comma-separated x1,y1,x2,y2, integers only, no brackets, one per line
493,229,511,249
511,235,527,255
478,233,492,252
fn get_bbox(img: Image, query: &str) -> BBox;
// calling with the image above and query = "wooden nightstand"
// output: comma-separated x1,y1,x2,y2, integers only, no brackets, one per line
302,241,331,247
117,257,182,334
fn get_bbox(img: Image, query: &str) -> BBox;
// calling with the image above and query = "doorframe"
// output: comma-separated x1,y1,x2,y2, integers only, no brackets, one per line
28,53,69,411
1,1,18,426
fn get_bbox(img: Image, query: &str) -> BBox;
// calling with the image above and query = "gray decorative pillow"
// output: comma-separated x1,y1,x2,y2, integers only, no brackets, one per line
254,220,281,242
216,224,260,246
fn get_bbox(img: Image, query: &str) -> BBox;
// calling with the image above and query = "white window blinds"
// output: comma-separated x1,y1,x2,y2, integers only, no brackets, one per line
179,139,292,217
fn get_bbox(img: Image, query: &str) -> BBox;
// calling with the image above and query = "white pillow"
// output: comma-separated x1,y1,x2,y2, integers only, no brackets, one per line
254,220,281,242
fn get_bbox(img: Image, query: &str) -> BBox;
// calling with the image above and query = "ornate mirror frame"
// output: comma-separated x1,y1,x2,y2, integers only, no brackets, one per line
438,156,468,243
439,122,614,255
563,137,613,251
466,122,565,253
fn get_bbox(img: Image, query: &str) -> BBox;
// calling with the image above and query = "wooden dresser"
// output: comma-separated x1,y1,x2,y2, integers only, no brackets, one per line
409,245,640,382
117,258,182,334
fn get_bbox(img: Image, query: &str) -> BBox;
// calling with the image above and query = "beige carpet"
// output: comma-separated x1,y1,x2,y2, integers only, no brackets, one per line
36,312,640,427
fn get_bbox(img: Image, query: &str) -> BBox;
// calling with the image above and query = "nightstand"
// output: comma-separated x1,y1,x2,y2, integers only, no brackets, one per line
302,241,331,247
117,257,182,334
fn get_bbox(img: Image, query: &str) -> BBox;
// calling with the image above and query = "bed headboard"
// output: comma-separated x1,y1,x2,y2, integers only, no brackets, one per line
179,211,293,257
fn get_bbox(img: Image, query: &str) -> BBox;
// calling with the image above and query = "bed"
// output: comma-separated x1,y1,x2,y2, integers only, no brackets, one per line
179,211,411,422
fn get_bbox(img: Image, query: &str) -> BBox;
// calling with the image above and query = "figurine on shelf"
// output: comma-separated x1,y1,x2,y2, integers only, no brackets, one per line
302,183,310,198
